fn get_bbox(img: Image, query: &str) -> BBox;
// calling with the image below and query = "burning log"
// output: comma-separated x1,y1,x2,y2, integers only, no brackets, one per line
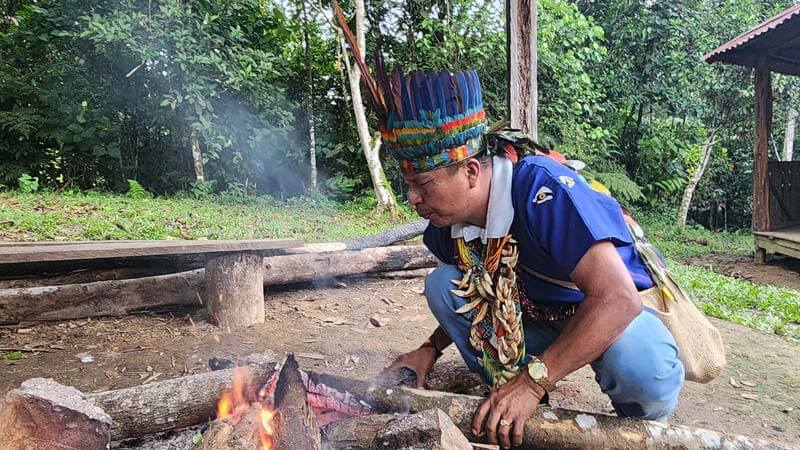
271,354,322,450
0,378,112,450
88,353,278,440
198,404,269,450
0,244,435,324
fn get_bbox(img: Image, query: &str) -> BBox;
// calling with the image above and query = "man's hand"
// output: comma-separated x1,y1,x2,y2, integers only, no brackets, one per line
380,346,438,389
471,372,545,449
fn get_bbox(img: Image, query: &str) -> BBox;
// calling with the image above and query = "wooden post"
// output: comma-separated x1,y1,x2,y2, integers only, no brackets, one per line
206,252,265,330
507,0,538,140
753,61,772,233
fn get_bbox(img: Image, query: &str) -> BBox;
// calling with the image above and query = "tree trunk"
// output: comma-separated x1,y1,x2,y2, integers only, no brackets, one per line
507,0,538,140
339,0,397,213
784,107,796,161
190,129,205,183
301,0,318,189
677,134,718,230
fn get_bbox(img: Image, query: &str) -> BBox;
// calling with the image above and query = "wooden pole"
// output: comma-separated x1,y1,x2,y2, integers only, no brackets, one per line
753,60,772,233
206,252,265,330
506,0,538,139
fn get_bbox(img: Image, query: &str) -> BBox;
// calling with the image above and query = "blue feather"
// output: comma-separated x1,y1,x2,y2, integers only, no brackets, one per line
439,70,457,117
416,72,433,114
432,75,446,119
471,70,483,109
398,67,413,121
455,71,470,114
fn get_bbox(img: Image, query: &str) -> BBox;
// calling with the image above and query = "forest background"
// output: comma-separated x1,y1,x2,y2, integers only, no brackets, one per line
2,0,800,230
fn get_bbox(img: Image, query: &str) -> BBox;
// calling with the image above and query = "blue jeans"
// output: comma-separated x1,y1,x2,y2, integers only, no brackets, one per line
426,265,684,421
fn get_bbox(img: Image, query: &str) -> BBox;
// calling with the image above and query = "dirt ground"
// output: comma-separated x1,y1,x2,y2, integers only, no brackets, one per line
688,252,800,291
1,275,798,447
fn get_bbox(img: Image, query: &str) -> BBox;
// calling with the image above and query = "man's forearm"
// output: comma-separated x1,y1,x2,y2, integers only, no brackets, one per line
539,292,641,383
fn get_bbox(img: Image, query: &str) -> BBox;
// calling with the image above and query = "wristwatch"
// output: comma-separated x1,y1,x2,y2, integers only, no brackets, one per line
526,356,557,392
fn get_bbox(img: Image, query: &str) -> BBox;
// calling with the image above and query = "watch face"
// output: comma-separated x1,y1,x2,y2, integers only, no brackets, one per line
528,362,546,380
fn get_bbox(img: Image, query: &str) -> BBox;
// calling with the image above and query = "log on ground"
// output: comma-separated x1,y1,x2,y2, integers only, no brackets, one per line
0,244,436,324
88,353,278,440
361,385,794,450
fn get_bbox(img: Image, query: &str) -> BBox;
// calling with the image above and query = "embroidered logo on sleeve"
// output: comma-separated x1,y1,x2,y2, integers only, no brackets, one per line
534,186,554,204
558,175,576,188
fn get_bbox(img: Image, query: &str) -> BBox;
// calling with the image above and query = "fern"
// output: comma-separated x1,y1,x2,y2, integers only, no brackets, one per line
592,171,645,203
126,179,151,199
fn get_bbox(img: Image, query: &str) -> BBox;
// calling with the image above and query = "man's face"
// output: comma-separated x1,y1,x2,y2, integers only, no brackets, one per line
403,164,473,227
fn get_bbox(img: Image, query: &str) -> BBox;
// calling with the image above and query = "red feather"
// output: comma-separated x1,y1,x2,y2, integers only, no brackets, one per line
332,0,386,119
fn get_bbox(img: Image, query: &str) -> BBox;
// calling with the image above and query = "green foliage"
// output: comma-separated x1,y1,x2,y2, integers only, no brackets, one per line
17,173,39,193
188,180,217,200
592,170,644,204
125,179,151,199
671,262,800,342
0,190,415,242
2,351,25,361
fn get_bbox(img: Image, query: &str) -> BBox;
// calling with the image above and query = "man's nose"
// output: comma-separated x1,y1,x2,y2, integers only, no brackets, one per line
407,186,422,206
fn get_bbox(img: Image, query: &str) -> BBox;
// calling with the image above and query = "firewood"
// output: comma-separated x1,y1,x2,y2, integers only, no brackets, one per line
272,354,322,450
197,404,264,450
0,378,112,450
360,385,795,450
0,244,435,324
321,414,396,450
368,408,472,450
88,353,279,440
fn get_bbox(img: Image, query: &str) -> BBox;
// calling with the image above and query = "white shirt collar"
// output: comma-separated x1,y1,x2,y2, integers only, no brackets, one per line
450,156,515,244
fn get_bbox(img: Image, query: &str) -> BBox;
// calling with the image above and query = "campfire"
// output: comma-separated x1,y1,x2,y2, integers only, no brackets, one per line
202,354,373,450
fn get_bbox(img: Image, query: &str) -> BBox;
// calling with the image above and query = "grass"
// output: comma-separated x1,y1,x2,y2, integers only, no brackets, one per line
636,212,752,260
1,190,798,342
671,262,800,342
0,190,416,242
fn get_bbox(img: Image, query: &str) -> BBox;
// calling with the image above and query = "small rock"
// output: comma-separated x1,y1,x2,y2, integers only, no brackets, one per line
782,407,793,414
76,353,94,364
16,328,33,334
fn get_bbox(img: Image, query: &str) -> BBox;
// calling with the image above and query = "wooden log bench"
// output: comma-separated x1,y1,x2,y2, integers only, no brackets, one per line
0,239,302,330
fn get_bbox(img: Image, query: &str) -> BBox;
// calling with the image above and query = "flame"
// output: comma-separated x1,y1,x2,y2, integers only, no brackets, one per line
258,404,275,450
215,366,275,450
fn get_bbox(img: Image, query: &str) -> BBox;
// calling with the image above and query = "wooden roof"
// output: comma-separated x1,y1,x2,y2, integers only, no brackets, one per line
705,3,800,76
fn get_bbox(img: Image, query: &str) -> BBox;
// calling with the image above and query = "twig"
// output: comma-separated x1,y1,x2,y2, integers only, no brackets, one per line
0,346,55,353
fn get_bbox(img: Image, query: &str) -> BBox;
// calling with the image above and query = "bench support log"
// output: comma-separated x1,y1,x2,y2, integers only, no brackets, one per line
206,252,264,330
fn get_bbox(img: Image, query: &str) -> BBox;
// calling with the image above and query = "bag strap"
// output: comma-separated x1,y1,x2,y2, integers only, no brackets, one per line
519,264,580,291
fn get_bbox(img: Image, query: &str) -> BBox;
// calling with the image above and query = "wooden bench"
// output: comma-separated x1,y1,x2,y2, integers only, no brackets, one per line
0,239,303,329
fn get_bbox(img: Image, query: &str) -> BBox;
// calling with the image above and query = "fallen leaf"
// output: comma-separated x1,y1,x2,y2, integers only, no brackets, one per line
729,377,742,388
740,393,759,401
370,316,389,327
740,380,757,387
16,328,33,334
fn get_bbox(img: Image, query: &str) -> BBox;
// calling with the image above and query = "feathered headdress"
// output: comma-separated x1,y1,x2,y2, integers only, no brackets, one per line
333,0,487,174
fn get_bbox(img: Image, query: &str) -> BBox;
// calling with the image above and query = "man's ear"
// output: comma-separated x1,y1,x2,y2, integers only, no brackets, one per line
464,158,482,188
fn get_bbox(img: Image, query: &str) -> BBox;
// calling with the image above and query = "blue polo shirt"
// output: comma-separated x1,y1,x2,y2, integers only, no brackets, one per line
423,155,654,305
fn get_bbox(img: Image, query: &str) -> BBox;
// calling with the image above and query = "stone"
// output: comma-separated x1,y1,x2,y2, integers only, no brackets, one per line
0,378,112,450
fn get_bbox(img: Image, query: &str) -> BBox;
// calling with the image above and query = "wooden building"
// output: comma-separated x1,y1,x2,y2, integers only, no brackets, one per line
706,4,800,262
